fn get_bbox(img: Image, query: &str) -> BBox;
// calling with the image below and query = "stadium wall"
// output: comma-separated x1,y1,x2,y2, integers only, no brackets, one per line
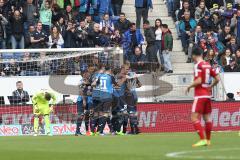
0,102,239,136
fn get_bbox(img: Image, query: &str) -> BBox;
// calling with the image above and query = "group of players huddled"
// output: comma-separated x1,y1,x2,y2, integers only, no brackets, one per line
75,63,142,136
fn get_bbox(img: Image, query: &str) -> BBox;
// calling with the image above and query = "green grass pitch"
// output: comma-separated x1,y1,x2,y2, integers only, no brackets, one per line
0,132,239,160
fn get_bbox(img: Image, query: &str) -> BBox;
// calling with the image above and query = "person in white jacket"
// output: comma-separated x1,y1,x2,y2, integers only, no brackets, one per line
48,26,64,48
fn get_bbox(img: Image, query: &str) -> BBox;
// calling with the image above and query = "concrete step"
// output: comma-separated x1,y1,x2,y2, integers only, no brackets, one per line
172,63,194,74
122,6,168,13
171,52,188,63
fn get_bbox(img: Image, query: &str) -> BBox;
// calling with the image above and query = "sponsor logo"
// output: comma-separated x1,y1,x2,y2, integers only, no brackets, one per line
0,125,22,136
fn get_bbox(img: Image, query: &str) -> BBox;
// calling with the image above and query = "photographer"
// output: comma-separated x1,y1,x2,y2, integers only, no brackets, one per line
31,21,48,48
76,20,89,47
63,20,78,48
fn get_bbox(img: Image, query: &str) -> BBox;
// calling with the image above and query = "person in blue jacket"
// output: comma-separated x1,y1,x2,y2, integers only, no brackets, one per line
122,23,144,59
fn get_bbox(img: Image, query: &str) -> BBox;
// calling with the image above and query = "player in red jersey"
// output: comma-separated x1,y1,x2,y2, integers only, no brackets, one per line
186,47,220,147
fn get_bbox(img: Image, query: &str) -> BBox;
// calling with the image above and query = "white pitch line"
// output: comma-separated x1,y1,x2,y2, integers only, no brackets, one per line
166,148,240,160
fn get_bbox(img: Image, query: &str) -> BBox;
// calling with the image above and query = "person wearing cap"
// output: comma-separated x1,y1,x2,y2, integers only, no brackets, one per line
198,11,214,33
222,3,236,25
195,0,209,22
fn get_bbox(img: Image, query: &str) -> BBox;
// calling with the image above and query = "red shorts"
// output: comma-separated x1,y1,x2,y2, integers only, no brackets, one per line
192,98,212,114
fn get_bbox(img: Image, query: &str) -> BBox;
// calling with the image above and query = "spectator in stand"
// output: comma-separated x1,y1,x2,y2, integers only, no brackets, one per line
224,58,240,72
20,52,39,76
88,23,101,47
99,27,111,47
177,0,194,21
211,11,225,33
55,16,66,35
75,20,90,47
179,11,197,54
226,36,238,54
12,81,30,104
161,24,173,73
186,25,205,63
231,9,240,46
85,14,95,31
130,46,148,70
31,21,48,48
115,12,131,34
39,0,52,35
22,0,38,33
25,24,35,48
235,49,240,65
143,20,158,68
220,48,233,67
194,0,209,22
166,0,174,17
222,3,235,26
154,19,164,68
96,0,112,23
79,0,94,21
198,12,215,33
63,20,78,48
51,3,63,25
218,25,234,46
9,10,24,49
175,0,194,38
110,29,122,47
123,23,144,59
48,26,64,48
38,52,52,75
1,59,21,76
135,0,153,29
99,13,114,32
111,0,123,16
65,5,74,23
0,0,11,19
0,13,8,49
204,49,216,66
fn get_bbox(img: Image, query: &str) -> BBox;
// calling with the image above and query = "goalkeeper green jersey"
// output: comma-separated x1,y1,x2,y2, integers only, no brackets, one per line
32,90,56,108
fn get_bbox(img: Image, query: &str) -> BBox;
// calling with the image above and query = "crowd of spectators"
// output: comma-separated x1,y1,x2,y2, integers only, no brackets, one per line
166,0,240,72
0,0,175,76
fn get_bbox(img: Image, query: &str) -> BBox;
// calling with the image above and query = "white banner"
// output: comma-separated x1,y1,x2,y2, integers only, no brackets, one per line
0,75,82,105
223,73,240,101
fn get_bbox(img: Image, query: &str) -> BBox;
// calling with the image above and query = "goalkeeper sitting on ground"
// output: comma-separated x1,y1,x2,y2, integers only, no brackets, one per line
32,90,56,136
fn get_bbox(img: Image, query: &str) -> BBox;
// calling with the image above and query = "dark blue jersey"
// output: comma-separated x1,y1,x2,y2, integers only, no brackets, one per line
92,73,104,100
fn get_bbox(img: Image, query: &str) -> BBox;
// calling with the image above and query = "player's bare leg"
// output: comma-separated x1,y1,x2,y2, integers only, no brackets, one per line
191,112,207,147
203,114,212,146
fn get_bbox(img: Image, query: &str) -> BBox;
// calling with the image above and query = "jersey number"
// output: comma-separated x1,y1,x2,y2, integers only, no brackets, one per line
100,79,107,90
205,69,210,84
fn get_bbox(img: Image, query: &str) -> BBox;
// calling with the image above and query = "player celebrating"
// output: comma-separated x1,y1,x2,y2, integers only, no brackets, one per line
32,90,56,136
75,71,92,136
186,47,220,147
95,66,118,136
